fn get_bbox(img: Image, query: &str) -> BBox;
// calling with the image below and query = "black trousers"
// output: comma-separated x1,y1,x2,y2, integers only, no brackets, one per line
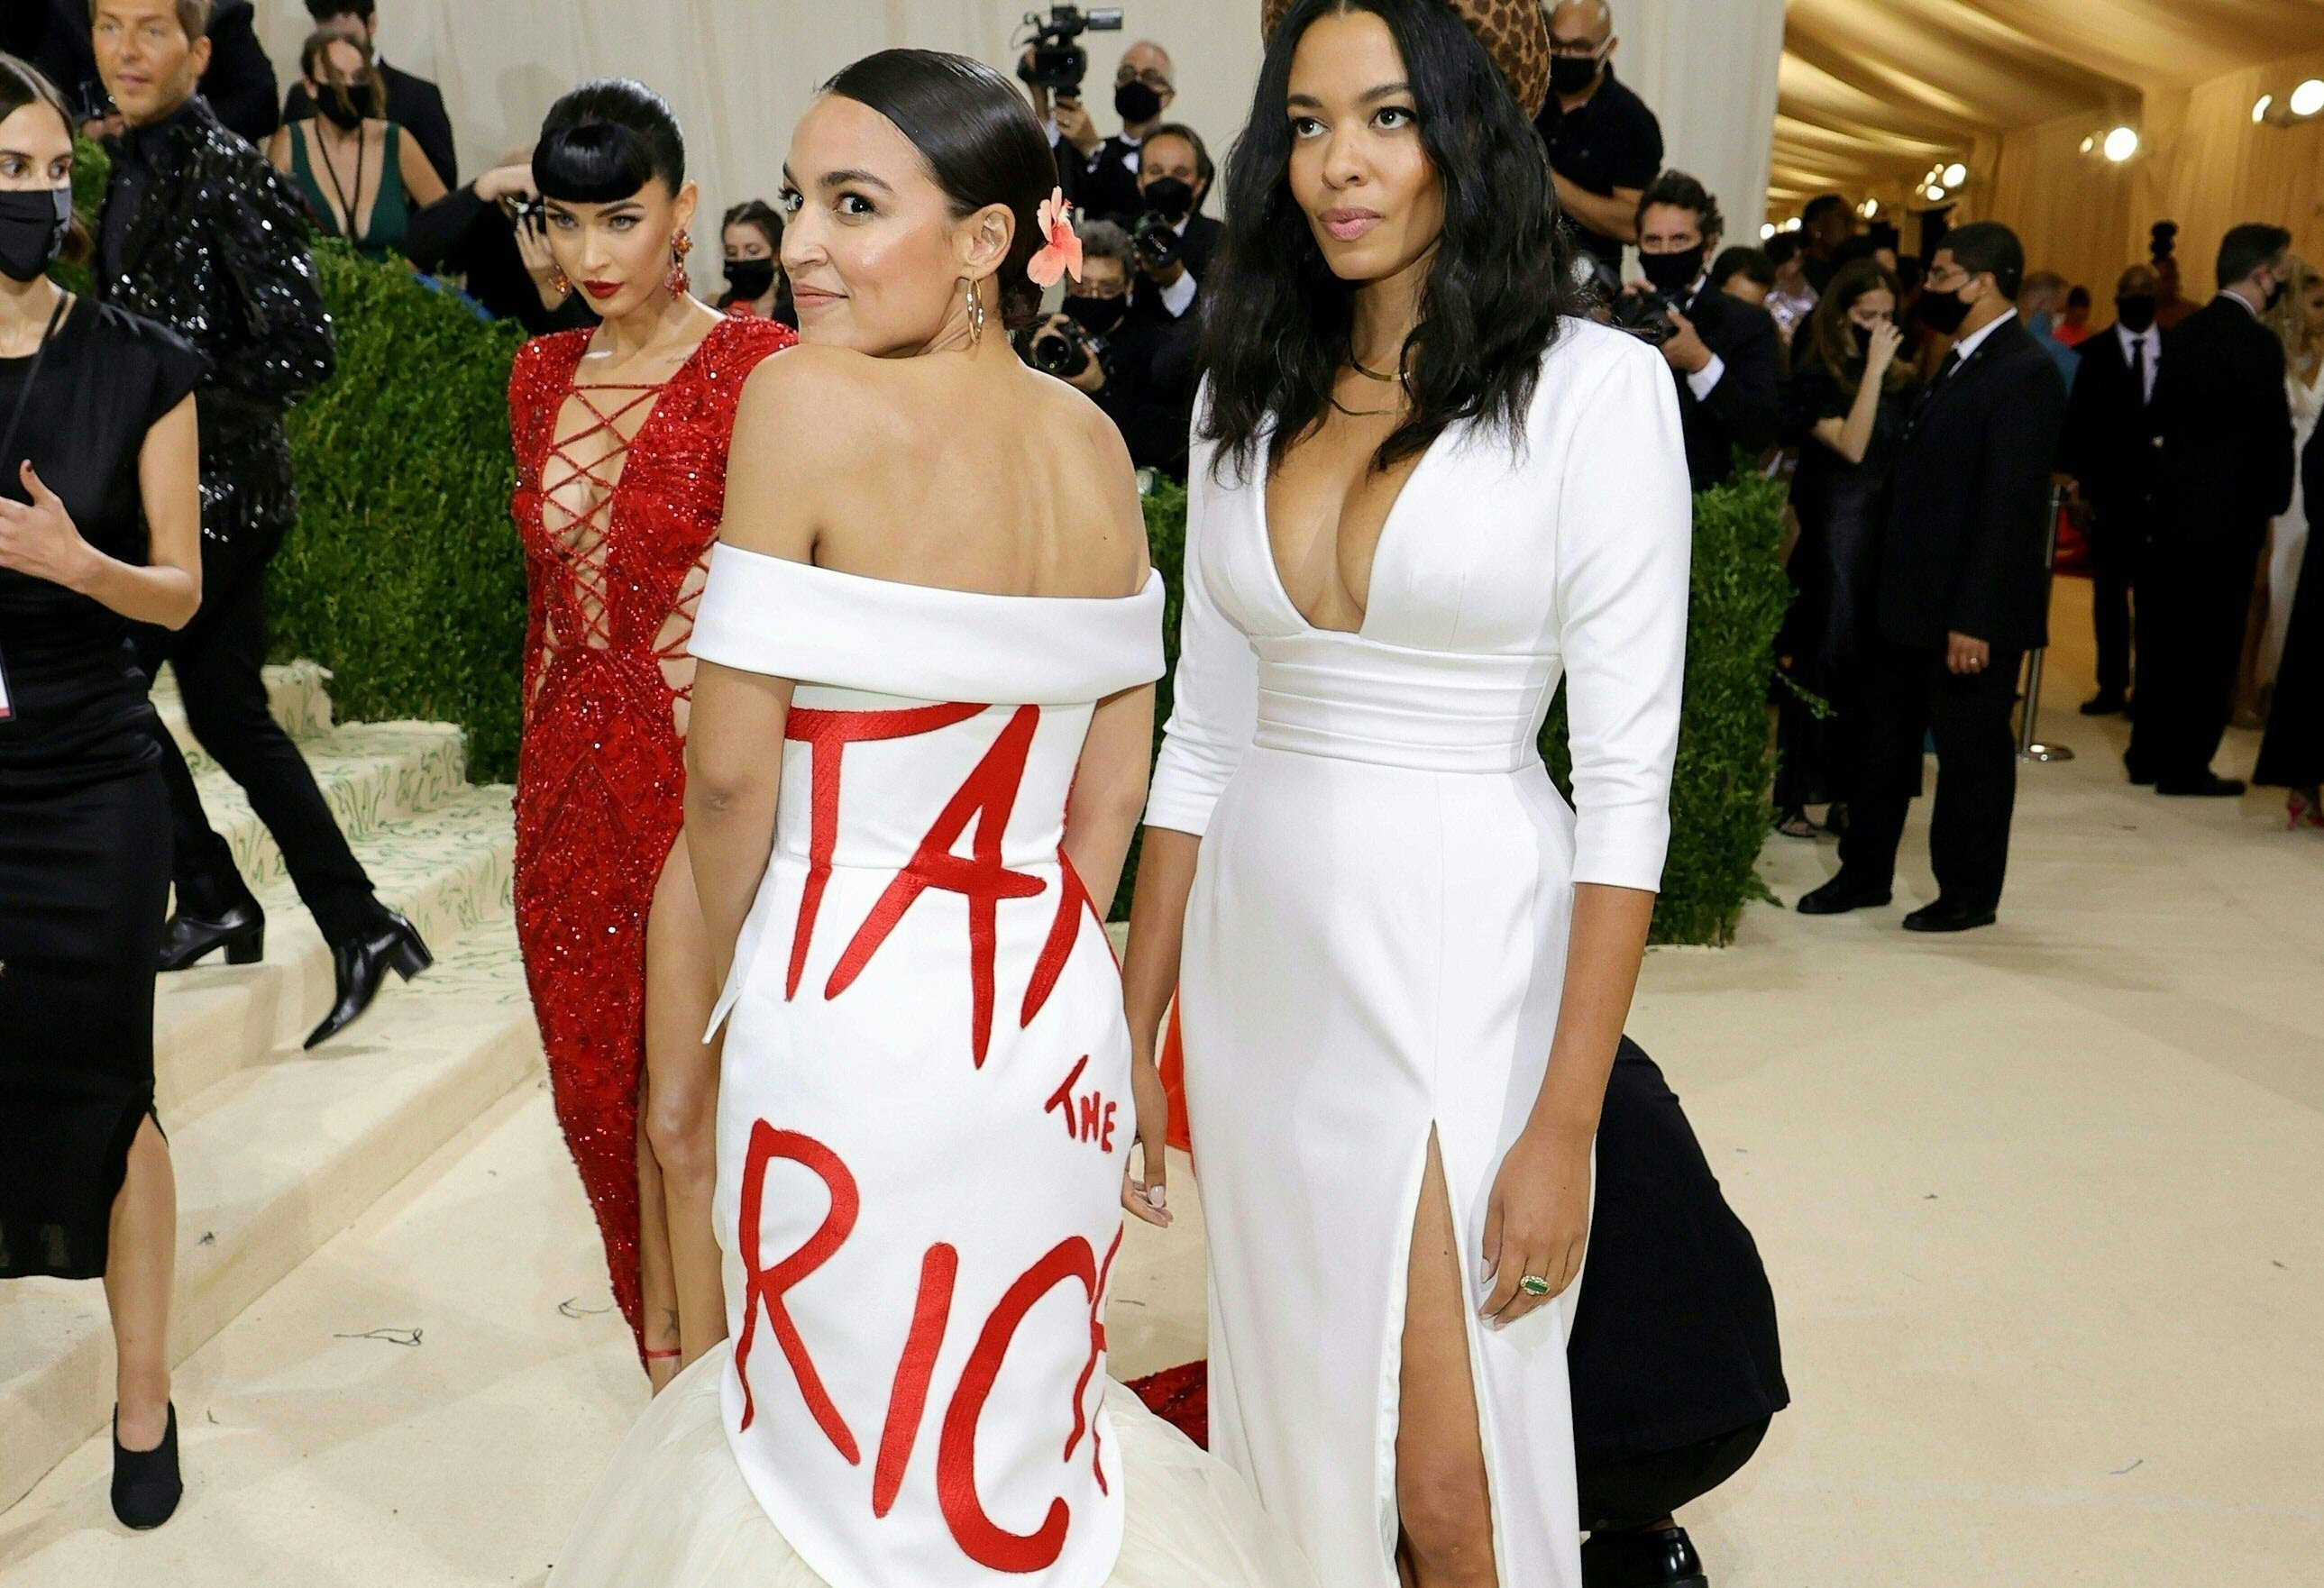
134,534,377,945
1578,1416,1771,1534
1838,639,2024,910
2126,527,2265,785
2084,499,2145,699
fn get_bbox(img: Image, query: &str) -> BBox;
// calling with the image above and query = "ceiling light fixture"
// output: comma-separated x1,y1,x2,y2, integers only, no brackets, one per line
2292,78,2324,118
2102,126,2139,162
1926,185,1947,203
1760,221,1776,241
1942,161,1968,187
2254,94,2274,123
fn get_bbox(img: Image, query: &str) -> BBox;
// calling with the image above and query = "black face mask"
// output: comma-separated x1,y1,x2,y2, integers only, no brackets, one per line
318,80,382,131
1916,284,1971,335
1115,80,1163,125
1064,293,1127,336
2114,294,2157,333
725,258,777,302
1549,54,1602,97
1140,176,1194,224
0,187,71,285
1639,243,1705,297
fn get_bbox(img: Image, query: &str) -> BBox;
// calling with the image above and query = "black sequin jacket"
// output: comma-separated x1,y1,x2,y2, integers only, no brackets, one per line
93,97,334,550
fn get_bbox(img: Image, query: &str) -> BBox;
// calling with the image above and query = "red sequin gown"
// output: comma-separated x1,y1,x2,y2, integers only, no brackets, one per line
508,315,796,1350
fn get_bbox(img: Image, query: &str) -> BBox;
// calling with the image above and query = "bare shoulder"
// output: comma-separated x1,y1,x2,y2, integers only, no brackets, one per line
1036,369,1150,586
734,342,904,463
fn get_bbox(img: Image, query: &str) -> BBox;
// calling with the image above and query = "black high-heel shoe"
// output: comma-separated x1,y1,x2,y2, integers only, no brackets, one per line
305,908,434,1049
156,901,267,972
111,1403,182,1530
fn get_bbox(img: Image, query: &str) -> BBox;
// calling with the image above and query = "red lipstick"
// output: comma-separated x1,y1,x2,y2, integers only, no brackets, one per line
581,279,621,300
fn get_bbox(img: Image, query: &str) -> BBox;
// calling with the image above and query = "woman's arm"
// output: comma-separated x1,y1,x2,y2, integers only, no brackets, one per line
1064,682,1156,912
0,395,201,630
266,123,291,172
1810,320,1903,466
1479,342,1691,1330
399,126,450,208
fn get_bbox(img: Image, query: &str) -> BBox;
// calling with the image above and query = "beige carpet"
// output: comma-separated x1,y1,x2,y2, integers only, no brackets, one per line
3,580,2319,1585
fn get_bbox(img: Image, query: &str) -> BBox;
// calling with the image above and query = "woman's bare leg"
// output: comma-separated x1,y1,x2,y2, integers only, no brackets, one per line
104,1115,177,1450
1394,1132,1500,1588
636,1096,681,1392
643,830,727,1373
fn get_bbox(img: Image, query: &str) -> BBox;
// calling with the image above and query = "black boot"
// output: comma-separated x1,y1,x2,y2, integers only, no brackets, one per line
1581,1524,1707,1588
111,1403,182,1530
305,908,434,1049
157,874,267,972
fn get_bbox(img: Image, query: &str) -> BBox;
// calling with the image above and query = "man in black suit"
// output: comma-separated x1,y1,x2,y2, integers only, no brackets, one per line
32,0,278,145
1032,40,1177,228
1800,223,2070,932
2058,262,2164,716
1630,170,1780,492
280,0,455,188
1124,123,1219,328
2125,224,2299,797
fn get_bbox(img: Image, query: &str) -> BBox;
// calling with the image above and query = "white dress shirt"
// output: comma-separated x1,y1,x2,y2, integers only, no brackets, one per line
2116,321,2161,403
1943,306,2017,371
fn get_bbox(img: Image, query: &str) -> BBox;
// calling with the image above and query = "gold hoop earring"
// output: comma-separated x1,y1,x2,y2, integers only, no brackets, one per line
963,277,986,347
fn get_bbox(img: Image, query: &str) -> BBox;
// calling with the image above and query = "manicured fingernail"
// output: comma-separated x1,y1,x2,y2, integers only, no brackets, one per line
1148,1186,1167,1209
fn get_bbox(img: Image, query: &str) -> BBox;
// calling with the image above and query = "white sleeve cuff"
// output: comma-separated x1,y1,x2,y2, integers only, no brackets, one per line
1685,352,1725,401
1157,269,1199,320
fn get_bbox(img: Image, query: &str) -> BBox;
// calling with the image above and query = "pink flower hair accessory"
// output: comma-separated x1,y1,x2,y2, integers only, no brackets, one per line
1026,187,1084,287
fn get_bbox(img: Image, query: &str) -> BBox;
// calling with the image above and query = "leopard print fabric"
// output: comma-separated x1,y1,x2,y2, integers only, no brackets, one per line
1259,0,1552,117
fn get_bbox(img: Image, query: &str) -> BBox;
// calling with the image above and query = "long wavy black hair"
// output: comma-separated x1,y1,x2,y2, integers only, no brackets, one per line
1201,0,1578,477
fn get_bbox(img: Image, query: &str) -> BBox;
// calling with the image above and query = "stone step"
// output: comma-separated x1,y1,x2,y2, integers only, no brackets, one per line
193,719,471,896
155,784,518,1118
0,922,541,1516
151,660,336,768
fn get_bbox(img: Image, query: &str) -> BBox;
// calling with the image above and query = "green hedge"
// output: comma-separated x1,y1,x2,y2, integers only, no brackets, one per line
270,245,528,780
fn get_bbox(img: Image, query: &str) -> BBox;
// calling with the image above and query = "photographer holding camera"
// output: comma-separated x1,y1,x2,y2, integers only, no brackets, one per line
1126,122,1217,324
1622,169,1780,491
1015,220,1197,478
1020,18,1178,227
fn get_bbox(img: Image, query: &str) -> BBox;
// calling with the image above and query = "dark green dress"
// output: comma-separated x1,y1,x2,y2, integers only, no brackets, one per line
288,119,409,261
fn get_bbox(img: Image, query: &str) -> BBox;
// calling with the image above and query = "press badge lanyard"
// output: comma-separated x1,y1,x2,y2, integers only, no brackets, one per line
0,291,71,722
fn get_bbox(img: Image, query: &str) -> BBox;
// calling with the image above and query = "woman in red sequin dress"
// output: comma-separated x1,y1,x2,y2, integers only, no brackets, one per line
508,79,794,1383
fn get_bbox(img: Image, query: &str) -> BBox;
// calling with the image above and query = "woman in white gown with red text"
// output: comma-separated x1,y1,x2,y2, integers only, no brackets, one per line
546,50,1313,1588
1120,4,1692,1586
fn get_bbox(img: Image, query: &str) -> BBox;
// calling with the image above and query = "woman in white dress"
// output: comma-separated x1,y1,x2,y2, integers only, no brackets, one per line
1119,3,1691,1586
2263,256,2323,684
547,50,1313,1588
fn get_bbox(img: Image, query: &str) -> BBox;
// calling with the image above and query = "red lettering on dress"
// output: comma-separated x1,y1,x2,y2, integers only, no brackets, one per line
1065,1227,1124,1493
1020,851,1106,1029
874,1243,959,1519
1100,1100,1118,1154
826,705,1048,1068
782,702,987,998
733,1121,861,1464
1044,1055,1090,1135
937,1237,1097,1573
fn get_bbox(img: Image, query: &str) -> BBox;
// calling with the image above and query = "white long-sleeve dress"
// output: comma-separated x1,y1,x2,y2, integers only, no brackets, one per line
548,552,1317,1588
2264,360,2323,683
1144,320,1692,1588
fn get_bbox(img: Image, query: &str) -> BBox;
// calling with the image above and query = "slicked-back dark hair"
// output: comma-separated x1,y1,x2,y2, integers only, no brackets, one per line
0,54,90,267
1939,220,2025,299
2218,223,2292,288
821,49,1056,332
534,78,685,205
1203,0,1578,478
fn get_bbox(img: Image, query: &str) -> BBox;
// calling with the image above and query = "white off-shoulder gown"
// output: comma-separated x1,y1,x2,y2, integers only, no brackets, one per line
1144,321,1693,1588
549,552,1316,1588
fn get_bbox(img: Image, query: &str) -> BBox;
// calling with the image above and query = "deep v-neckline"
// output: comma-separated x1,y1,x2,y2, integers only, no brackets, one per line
1254,421,1454,638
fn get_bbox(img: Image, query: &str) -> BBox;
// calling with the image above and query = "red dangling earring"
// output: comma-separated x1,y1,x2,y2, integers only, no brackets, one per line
548,264,572,301
667,229,693,297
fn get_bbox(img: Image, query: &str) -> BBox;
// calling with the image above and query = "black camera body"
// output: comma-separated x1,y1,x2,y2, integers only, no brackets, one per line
1130,211,1183,272
1612,287,1680,346
1014,316,1110,382
1016,5,1126,95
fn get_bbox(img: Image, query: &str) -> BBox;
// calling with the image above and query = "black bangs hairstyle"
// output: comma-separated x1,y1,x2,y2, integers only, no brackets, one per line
820,50,1056,332
534,78,685,205
1202,0,1578,477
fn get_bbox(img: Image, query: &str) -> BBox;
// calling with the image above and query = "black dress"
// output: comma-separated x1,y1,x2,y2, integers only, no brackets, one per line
1775,355,1917,810
0,298,205,1281
2255,421,2324,791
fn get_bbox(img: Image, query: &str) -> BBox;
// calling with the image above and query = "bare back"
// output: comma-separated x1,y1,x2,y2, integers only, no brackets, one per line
720,340,1148,601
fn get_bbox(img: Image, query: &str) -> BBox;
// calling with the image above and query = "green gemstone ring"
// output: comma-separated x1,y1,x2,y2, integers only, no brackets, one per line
1518,1274,1551,1297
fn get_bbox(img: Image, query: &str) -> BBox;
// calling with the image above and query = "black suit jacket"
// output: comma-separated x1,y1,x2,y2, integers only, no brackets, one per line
2057,324,2161,518
1876,317,2070,653
1672,285,1780,492
1126,212,1221,325
33,0,279,146
285,61,458,188
1057,134,1145,227
2152,295,2295,545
